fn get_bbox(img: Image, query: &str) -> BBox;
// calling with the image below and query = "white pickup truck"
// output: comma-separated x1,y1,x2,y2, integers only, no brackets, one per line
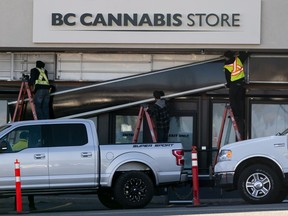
214,128,288,204
0,119,187,209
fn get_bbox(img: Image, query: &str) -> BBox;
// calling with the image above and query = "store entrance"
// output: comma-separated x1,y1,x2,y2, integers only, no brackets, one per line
168,115,196,173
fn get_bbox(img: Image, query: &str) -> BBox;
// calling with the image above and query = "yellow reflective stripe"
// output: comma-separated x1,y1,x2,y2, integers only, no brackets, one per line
35,68,49,85
224,58,244,81
231,65,243,76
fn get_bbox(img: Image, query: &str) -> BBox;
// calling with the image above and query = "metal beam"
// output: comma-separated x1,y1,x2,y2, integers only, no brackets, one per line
60,83,225,119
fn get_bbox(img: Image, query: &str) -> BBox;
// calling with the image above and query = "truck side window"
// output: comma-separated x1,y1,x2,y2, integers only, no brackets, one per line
46,124,88,147
12,131,29,151
0,125,43,152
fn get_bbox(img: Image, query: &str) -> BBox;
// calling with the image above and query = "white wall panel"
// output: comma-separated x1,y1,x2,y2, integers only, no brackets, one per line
0,52,220,82
0,53,55,81
152,54,219,70
0,54,12,80
57,53,152,81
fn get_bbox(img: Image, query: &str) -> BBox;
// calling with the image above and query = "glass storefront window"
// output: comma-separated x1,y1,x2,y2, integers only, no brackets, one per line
168,116,193,170
115,115,141,143
0,100,8,126
115,115,193,146
251,104,288,138
115,115,194,170
168,116,193,148
212,103,236,149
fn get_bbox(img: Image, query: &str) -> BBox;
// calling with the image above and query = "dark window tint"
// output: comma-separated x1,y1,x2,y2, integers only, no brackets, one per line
47,124,88,147
249,56,288,83
0,125,42,153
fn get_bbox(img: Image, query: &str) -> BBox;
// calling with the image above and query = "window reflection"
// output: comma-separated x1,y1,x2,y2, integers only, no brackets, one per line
168,116,193,170
212,103,236,149
251,104,288,138
115,115,141,143
115,115,193,148
168,116,193,148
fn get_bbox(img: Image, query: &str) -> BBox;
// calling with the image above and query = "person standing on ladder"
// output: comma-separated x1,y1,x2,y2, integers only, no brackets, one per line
29,61,51,120
146,90,170,142
223,51,249,139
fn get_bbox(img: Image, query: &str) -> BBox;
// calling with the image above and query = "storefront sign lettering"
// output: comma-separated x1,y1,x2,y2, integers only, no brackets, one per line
51,13,240,28
33,0,261,44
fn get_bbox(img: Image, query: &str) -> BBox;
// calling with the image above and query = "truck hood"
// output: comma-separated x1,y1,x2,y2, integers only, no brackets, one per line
220,135,288,160
215,134,288,175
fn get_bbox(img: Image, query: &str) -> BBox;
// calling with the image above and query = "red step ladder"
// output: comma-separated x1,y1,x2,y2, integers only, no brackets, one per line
213,104,242,165
12,75,38,122
132,106,157,143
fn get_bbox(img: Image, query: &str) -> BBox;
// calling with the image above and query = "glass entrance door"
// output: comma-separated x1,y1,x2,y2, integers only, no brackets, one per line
168,116,194,171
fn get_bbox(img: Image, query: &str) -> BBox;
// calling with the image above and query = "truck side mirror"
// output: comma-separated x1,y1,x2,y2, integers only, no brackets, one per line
0,140,11,153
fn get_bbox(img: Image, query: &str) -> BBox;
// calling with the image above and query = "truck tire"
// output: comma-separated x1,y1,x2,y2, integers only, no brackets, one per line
98,188,122,209
113,171,154,209
238,164,283,204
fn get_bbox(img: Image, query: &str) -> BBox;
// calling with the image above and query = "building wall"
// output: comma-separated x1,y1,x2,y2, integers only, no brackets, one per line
0,53,219,81
0,0,288,51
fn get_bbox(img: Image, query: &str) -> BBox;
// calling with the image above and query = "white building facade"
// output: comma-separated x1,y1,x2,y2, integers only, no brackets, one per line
1,0,286,82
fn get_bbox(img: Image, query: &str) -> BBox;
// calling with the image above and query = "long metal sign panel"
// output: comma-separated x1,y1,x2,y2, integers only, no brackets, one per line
33,0,261,44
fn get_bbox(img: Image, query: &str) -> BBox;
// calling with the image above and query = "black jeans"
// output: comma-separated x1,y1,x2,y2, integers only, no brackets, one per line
229,83,246,139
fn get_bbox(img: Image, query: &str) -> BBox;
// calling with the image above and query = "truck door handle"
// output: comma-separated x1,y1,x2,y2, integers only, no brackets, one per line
34,154,46,160
81,152,92,158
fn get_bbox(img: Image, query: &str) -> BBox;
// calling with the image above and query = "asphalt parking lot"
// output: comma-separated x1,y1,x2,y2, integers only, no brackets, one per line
0,187,244,214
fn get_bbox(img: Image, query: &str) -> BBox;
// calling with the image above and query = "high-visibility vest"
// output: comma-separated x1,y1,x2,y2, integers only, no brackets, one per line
35,68,49,86
224,57,245,82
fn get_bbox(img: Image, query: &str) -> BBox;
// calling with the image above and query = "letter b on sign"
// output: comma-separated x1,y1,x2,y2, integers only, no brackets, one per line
52,13,76,26
52,13,64,25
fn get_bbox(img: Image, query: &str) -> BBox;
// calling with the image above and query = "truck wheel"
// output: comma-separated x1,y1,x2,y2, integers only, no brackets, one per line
114,171,154,209
238,164,283,204
98,188,122,209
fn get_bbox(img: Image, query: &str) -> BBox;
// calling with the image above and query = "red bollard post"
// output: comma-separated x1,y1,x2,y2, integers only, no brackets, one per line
14,159,22,213
191,146,200,206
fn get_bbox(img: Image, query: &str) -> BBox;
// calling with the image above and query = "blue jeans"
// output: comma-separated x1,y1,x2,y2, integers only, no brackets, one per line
34,89,50,119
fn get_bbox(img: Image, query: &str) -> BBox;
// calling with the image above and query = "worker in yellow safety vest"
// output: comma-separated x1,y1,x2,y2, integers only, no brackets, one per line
12,131,29,151
29,61,51,119
223,50,249,139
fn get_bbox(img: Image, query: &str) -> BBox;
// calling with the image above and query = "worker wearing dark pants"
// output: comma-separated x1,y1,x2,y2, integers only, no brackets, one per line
29,60,51,120
224,50,249,139
15,195,36,211
229,81,246,139
28,195,36,211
